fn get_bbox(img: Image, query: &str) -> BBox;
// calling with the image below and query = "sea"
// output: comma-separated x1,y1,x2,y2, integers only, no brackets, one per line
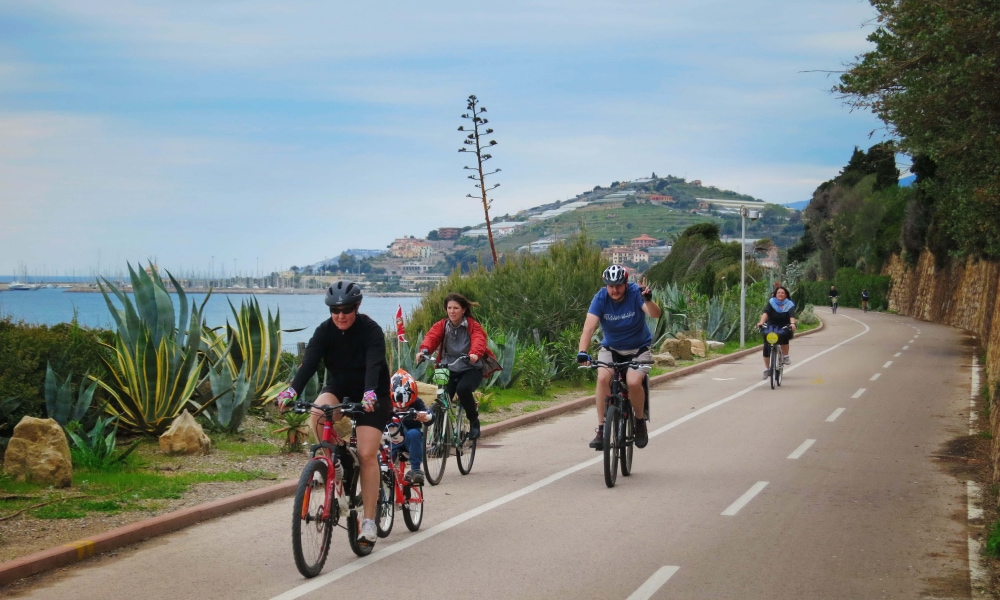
0,287,423,353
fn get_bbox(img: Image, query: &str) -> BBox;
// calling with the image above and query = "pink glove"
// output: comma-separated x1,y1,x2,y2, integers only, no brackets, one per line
362,390,377,412
275,387,297,409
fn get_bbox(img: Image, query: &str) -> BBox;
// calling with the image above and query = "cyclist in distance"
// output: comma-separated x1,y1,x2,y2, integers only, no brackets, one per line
757,285,797,379
417,292,499,441
828,285,840,313
274,280,391,545
861,288,870,312
577,265,661,450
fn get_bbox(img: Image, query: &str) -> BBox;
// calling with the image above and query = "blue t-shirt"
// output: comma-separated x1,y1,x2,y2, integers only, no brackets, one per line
588,283,652,350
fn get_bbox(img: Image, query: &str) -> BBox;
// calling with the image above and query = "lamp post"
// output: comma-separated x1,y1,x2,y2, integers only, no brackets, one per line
739,206,760,348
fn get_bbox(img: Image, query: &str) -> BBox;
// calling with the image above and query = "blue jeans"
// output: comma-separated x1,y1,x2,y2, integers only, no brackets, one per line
391,427,424,472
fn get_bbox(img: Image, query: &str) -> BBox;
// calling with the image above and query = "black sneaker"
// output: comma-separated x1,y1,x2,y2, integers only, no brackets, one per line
468,422,481,440
588,426,604,450
634,419,649,448
405,469,424,485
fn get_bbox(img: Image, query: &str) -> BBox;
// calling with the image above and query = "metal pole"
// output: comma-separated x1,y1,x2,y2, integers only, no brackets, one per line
740,205,746,349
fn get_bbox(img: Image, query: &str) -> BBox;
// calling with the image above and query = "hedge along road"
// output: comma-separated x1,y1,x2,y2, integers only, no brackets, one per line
5,311,977,599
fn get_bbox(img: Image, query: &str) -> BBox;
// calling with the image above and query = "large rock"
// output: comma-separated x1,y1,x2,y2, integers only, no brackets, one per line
159,410,211,456
651,353,676,368
707,340,725,352
689,339,706,358
4,417,73,487
658,338,692,360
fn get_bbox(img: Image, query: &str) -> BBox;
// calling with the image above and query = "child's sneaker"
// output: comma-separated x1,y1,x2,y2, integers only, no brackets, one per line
359,518,377,543
405,469,425,485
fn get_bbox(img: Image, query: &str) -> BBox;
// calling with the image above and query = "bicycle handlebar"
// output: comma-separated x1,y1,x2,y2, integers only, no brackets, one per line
291,400,366,417
579,359,653,370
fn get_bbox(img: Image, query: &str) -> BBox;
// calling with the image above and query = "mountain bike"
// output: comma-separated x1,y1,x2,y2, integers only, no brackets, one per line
287,400,383,577
581,358,651,488
375,409,424,537
760,325,793,390
420,353,477,485
862,297,869,313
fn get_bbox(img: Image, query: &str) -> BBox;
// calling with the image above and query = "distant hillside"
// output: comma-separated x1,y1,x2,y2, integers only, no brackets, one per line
783,200,810,211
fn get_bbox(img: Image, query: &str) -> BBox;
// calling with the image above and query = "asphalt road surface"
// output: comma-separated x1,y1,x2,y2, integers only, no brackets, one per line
13,309,977,599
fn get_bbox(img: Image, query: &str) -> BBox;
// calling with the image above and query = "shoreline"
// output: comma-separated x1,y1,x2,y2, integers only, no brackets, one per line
2,284,420,298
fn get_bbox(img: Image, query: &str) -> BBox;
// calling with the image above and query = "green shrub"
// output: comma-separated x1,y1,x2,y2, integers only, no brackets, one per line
0,317,111,442
515,344,557,396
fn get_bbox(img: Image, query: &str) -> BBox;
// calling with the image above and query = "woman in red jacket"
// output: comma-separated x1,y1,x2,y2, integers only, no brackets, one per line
417,293,496,440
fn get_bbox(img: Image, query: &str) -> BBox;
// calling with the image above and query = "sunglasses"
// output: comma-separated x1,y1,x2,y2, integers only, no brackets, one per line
329,304,358,315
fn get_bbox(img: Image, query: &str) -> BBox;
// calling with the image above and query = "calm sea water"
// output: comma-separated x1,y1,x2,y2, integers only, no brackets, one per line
0,289,423,352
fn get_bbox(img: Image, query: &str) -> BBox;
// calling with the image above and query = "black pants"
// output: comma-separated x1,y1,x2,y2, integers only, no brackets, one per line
446,369,482,425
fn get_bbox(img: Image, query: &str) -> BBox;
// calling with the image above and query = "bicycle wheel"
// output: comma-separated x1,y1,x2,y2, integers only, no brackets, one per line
775,348,783,387
402,484,424,532
455,405,477,475
291,460,333,578
603,401,620,488
376,468,394,538
620,404,634,476
423,406,448,486
769,350,777,390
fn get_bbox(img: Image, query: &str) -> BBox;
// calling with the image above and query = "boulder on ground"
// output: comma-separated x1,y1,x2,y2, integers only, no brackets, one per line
689,339,706,358
658,338,692,360
651,353,676,368
159,410,211,456
3,417,73,487
707,340,725,352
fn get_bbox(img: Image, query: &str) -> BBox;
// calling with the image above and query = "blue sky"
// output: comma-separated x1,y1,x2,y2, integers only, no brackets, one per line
0,0,887,276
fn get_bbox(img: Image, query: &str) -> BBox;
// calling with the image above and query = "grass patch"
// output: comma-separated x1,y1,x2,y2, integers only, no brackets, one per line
986,519,1000,558
33,504,86,519
213,440,279,457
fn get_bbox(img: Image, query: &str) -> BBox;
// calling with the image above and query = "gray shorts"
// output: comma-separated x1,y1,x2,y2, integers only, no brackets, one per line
598,347,653,373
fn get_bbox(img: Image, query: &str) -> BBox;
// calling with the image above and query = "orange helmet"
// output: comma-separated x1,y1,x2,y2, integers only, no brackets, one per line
390,369,418,410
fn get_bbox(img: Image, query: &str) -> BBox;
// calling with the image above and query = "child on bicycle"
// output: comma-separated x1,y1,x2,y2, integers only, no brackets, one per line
388,369,432,485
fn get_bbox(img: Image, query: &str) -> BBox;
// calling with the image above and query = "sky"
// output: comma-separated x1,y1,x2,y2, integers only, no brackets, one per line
0,0,888,277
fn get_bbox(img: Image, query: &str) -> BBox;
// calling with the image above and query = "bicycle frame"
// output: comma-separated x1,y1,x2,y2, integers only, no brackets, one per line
300,403,360,522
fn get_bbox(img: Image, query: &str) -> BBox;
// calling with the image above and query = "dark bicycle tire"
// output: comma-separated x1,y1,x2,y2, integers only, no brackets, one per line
423,405,448,486
402,484,424,531
620,404,634,476
291,460,334,578
770,350,777,390
346,468,374,557
376,467,394,538
455,405,477,475
603,401,620,488
776,348,784,387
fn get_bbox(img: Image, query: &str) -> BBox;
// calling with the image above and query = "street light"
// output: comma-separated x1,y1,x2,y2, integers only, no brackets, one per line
739,206,761,348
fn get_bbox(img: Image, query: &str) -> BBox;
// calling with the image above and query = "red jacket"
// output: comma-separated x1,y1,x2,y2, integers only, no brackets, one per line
419,317,498,373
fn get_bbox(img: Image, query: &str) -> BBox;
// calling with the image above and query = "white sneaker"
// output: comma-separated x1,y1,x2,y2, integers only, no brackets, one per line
783,356,791,366
359,518,377,543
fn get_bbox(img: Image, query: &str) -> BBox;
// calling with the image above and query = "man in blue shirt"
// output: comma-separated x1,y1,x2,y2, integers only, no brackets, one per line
577,265,662,450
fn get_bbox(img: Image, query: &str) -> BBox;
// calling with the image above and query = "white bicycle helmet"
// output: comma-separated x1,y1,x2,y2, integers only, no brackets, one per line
602,265,629,285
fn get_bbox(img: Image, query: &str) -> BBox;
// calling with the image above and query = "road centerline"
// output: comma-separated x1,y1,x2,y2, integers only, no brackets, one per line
627,566,681,600
787,439,816,459
722,481,769,516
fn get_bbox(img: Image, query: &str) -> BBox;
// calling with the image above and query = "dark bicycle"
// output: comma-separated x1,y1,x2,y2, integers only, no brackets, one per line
760,325,793,390
419,353,477,485
581,358,651,488
287,400,383,577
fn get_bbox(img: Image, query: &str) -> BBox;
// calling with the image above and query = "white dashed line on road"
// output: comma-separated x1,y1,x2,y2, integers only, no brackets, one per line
787,439,815,460
627,566,681,600
870,373,881,381
883,361,893,368
852,388,866,398
826,408,845,422
722,481,769,516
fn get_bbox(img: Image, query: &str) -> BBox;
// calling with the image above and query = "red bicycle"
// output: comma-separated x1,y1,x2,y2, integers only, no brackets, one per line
288,400,380,578
375,409,425,537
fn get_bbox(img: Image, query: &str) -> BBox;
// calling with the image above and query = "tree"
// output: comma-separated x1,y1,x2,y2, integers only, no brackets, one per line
338,252,357,273
458,94,501,266
427,230,440,241
836,0,1000,258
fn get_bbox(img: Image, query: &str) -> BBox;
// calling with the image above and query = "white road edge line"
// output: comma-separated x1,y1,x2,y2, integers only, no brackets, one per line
826,408,845,422
969,355,988,598
787,439,816,460
852,388,866,399
627,566,681,600
270,319,873,600
722,481,769,516
883,360,893,368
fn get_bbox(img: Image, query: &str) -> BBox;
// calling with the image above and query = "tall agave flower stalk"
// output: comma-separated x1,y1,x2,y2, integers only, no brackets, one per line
95,263,210,435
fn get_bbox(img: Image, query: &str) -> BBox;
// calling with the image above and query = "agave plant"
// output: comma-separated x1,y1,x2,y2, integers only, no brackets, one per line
94,262,210,435
204,361,254,432
45,364,97,429
202,297,286,405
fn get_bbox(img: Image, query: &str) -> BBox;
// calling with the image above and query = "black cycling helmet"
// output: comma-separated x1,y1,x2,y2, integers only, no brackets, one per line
602,264,629,285
325,280,363,307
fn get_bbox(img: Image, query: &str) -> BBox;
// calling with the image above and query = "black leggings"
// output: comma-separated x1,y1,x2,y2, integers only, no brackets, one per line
446,369,482,425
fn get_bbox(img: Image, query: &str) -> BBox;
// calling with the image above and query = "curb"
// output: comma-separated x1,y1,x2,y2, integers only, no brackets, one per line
0,322,823,586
